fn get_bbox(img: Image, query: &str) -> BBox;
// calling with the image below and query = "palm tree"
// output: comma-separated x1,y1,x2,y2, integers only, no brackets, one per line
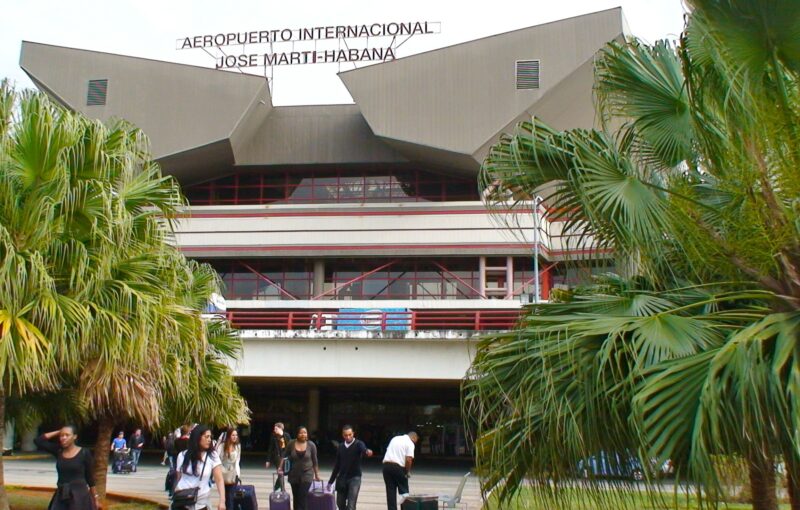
0,84,250,507
465,1,800,509
48,115,249,503
0,83,91,510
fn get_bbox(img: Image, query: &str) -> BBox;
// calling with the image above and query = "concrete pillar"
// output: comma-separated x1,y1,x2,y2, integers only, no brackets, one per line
307,388,320,434
3,421,13,452
313,260,325,299
505,256,514,299
478,257,486,298
20,419,40,452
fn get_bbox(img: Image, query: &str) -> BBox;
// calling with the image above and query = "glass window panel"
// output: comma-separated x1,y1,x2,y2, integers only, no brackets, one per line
337,177,365,201
288,178,314,201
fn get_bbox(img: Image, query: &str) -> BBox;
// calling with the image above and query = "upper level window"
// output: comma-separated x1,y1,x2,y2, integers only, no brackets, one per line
183,167,478,205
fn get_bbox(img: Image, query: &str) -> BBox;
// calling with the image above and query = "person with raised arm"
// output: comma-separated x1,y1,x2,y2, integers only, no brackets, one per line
35,425,100,510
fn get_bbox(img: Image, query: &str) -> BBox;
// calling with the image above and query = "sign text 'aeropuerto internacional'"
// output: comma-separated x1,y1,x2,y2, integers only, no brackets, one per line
177,21,440,68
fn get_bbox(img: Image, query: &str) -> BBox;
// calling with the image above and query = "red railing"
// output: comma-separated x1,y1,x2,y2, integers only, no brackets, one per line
225,309,523,331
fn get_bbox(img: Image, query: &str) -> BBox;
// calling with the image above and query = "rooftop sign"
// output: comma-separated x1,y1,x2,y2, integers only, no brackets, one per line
177,21,440,69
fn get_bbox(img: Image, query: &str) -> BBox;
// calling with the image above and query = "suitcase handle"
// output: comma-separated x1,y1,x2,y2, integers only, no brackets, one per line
272,473,287,493
309,480,332,494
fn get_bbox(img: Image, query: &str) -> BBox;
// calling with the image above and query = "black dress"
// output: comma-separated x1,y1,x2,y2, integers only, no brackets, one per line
34,435,97,510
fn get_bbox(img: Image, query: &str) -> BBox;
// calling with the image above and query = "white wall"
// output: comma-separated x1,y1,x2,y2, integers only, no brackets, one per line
173,202,552,257
233,333,479,381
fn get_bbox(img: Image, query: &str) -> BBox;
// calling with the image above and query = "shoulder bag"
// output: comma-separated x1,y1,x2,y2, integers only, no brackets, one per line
172,453,208,507
220,447,238,484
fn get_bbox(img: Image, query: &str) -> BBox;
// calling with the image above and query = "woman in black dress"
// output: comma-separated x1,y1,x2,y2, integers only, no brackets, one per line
35,426,100,510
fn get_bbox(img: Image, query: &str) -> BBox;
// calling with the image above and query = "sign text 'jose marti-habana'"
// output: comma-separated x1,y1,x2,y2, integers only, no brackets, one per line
177,21,439,68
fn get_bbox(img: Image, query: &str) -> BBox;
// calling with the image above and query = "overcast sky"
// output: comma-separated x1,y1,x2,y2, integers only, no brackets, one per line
3,0,687,106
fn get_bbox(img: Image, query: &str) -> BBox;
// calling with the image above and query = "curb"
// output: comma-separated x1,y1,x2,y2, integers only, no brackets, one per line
10,485,168,509
2,454,49,461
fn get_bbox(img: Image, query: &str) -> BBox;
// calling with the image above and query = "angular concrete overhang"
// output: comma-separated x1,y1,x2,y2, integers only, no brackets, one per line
236,104,407,166
19,7,629,182
20,41,271,183
338,7,627,176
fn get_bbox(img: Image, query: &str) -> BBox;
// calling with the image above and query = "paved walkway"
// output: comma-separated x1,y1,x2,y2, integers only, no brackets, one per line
4,456,483,510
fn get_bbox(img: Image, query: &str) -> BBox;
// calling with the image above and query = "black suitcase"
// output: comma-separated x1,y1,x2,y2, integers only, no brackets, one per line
401,495,438,510
233,483,258,510
165,468,176,494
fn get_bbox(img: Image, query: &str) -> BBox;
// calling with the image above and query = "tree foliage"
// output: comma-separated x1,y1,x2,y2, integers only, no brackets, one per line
465,2,800,509
0,82,249,508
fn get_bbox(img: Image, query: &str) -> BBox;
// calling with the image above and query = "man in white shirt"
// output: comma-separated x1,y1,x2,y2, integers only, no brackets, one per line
382,432,418,510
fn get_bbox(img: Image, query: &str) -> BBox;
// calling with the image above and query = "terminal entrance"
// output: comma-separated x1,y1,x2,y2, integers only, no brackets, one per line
236,379,470,459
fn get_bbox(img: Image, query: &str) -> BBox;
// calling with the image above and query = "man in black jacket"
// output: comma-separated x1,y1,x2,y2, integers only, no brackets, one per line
129,428,145,471
265,422,292,490
328,425,373,510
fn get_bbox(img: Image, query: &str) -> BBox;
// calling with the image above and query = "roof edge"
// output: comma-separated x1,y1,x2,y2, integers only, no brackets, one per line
20,40,268,82
338,6,624,76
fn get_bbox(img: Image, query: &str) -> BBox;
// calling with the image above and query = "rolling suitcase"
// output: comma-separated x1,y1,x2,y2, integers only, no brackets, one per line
307,480,335,510
269,474,291,510
164,468,176,494
401,494,438,510
233,482,258,510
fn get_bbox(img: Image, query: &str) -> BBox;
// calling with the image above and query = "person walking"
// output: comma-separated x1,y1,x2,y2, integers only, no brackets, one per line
265,422,291,491
382,432,418,510
162,432,175,467
327,425,373,510
278,426,320,510
35,425,101,510
173,425,190,460
173,425,226,510
129,428,145,471
110,431,126,452
215,427,241,510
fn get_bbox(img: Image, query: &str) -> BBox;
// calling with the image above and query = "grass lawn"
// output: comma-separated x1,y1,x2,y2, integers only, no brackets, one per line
484,487,792,510
7,487,162,510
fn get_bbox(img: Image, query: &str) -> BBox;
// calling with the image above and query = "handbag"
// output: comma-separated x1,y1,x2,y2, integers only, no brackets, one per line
172,453,208,507
220,446,238,484
222,463,237,484
171,487,199,507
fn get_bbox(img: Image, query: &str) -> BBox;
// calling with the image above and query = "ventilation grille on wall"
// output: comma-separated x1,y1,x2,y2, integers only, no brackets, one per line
86,79,108,106
515,60,540,89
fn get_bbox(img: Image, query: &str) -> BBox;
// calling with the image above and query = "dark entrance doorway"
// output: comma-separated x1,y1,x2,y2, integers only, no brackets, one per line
236,379,470,459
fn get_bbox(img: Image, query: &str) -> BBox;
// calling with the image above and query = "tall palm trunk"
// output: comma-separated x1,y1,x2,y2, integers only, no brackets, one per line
785,455,800,510
0,388,9,510
93,417,114,507
748,453,778,510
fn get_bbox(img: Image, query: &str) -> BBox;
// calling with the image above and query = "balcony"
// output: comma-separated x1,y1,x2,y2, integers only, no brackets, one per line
225,308,524,332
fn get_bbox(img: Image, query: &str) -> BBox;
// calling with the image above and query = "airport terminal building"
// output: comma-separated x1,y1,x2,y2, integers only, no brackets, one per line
20,8,622,456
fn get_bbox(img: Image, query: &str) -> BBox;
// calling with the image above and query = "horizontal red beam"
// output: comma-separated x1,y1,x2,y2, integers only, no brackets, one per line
223,309,523,332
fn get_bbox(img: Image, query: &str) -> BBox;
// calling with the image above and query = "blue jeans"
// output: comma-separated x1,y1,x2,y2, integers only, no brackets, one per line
336,476,362,510
131,448,141,467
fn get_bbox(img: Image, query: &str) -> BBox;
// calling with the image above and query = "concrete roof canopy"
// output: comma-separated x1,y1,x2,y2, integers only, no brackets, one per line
19,8,626,180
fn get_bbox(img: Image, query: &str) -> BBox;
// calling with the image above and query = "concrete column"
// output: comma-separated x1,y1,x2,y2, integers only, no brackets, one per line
3,421,13,452
313,260,325,299
308,387,320,434
20,419,40,452
505,256,514,299
478,257,486,298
